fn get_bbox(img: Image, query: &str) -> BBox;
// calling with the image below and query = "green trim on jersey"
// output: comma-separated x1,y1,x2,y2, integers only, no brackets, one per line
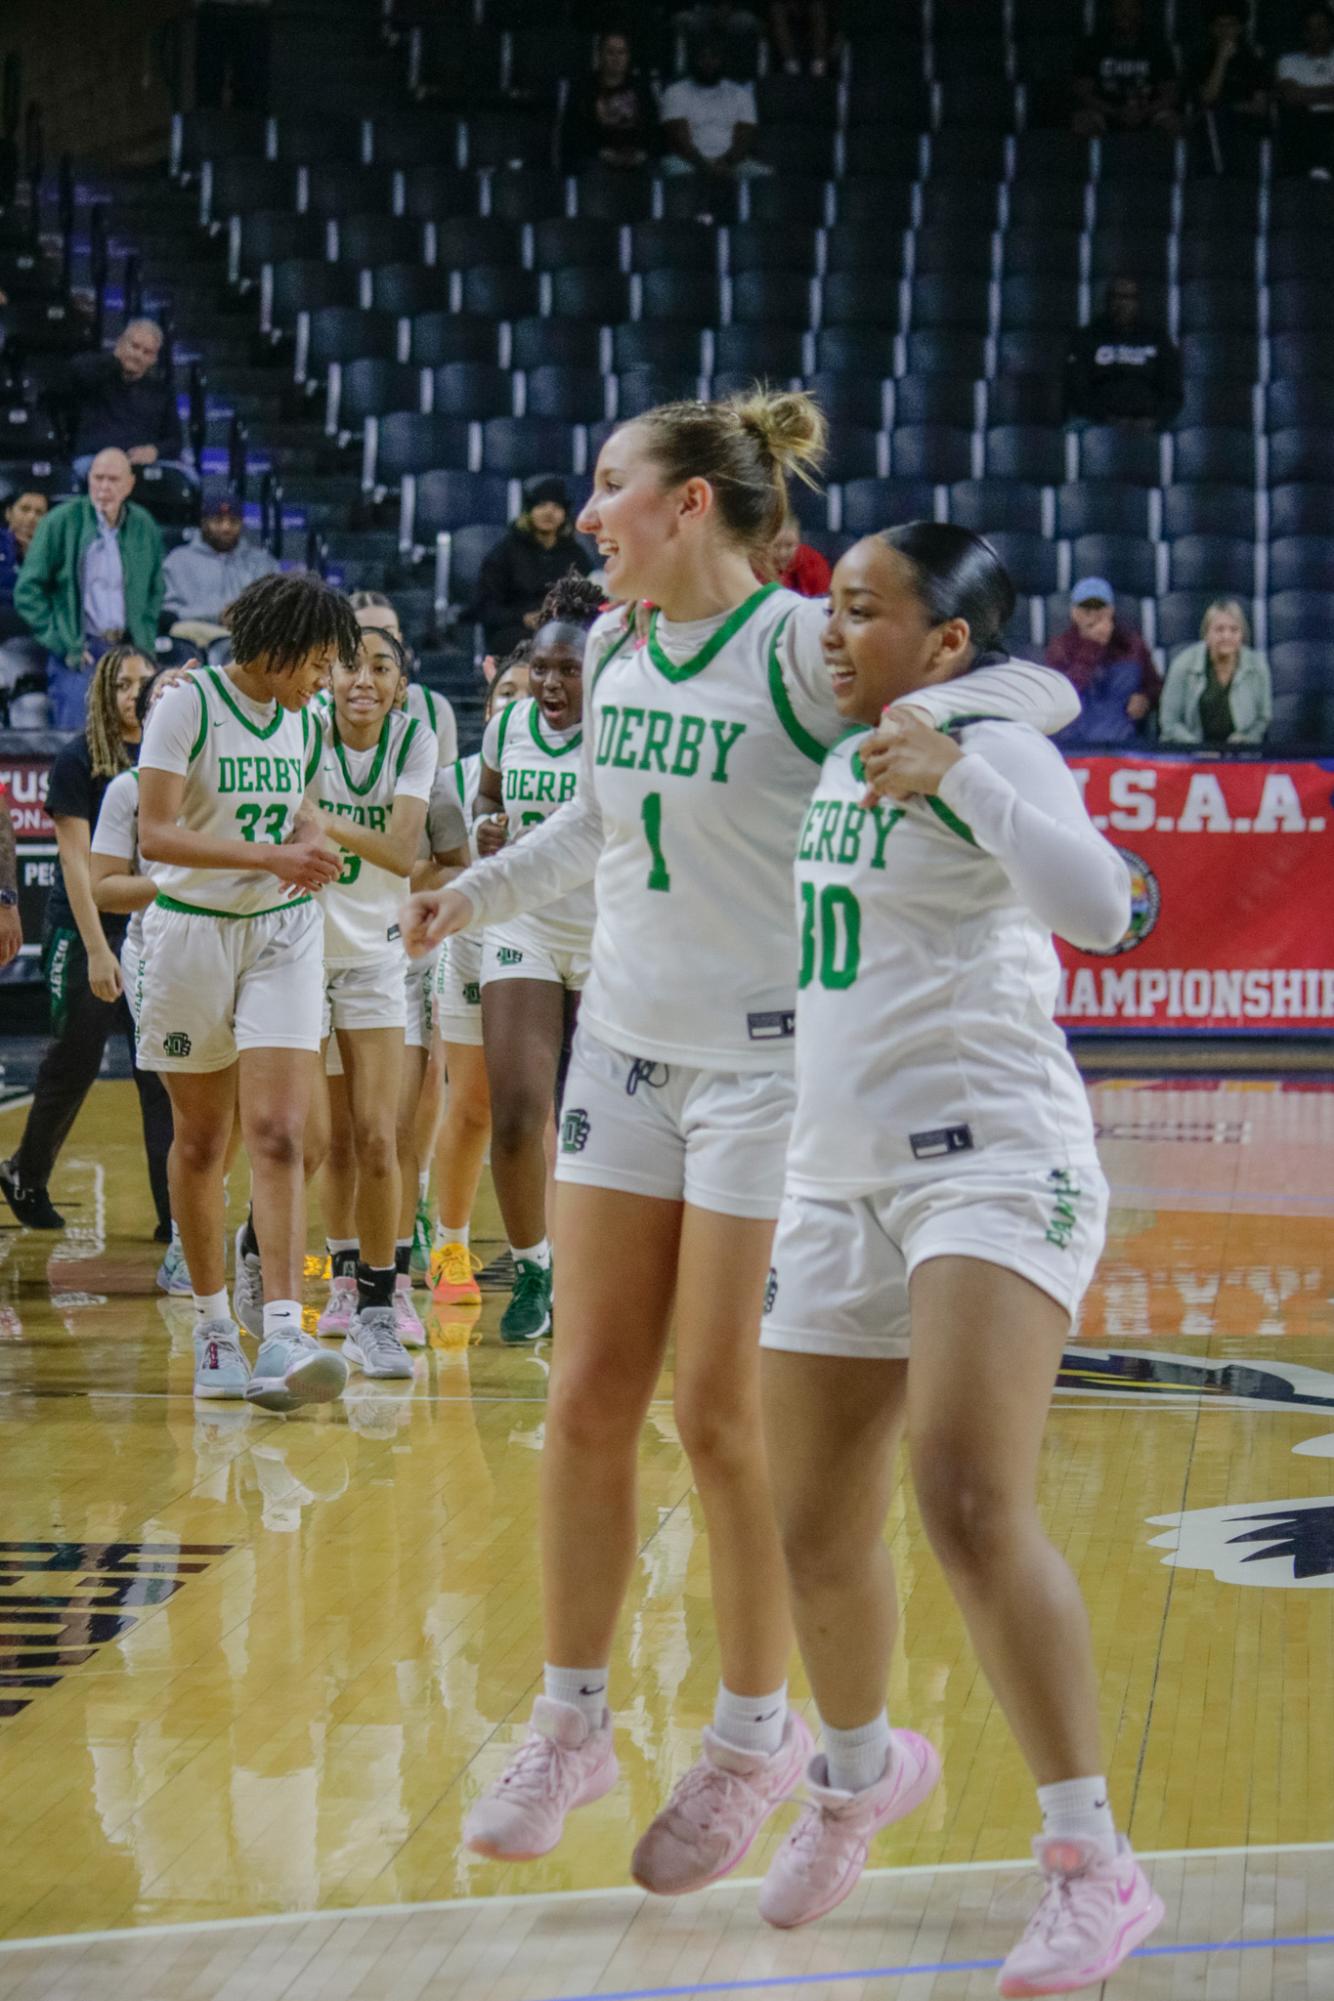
205,666,285,740
452,758,467,805
155,891,312,919
767,618,826,765
646,581,780,684
925,796,978,846
936,710,1009,734
187,677,210,761
528,702,582,757
590,623,633,692
331,713,393,796
495,698,519,765
394,714,420,777
418,685,438,732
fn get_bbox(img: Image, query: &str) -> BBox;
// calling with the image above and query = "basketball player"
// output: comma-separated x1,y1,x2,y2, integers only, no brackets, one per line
473,575,602,1342
428,653,532,1313
309,622,442,1377
401,393,1080,1889
136,572,354,1410
755,523,1161,1993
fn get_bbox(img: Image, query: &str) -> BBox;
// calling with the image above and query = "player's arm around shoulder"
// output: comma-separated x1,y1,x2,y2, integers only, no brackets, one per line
931,720,1132,952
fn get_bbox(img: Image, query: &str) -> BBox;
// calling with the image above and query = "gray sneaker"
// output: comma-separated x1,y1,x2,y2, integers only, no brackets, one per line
346,1305,414,1380
156,1236,193,1297
193,1319,251,1400
232,1223,264,1339
246,1328,349,1413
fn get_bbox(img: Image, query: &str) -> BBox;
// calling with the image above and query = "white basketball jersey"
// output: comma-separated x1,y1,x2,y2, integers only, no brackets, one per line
481,696,593,953
141,667,320,917
785,723,1098,1196
576,583,826,1070
90,768,161,956
313,708,436,964
407,682,458,766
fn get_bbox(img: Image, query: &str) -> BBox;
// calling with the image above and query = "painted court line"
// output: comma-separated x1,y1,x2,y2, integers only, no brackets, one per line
1,1839,1332,1955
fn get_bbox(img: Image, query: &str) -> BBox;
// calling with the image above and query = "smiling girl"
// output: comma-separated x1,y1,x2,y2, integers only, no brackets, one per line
402,394,1080,1891
136,572,354,1412
756,525,1158,1995
309,624,443,1378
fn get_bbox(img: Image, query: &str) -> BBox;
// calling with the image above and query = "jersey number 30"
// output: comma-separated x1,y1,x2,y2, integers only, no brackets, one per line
798,882,861,990
235,802,287,844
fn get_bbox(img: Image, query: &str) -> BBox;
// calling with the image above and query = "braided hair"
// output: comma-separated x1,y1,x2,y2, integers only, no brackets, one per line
536,571,605,631
86,645,152,781
225,571,360,674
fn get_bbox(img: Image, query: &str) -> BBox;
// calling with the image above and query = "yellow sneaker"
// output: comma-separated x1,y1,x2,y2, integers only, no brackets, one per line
430,1240,483,1307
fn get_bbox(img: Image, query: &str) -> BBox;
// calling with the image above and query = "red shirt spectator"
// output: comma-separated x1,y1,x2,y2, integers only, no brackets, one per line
765,514,831,597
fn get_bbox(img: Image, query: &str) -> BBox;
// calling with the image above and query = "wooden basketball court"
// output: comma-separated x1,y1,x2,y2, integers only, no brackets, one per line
1,1071,1333,1998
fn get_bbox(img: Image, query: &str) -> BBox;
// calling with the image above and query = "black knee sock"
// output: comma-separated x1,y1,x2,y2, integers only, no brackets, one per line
394,1241,411,1278
330,1244,359,1280
356,1261,396,1311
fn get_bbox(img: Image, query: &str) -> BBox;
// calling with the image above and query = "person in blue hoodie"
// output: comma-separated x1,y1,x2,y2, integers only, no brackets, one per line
1046,576,1161,745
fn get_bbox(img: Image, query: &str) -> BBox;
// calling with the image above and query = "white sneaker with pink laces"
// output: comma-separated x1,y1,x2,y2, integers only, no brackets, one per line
316,1276,357,1338
631,1710,813,1896
758,1730,941,1929
463,1697,618,1861
392,1274,426,1347
997,1834,1164,1997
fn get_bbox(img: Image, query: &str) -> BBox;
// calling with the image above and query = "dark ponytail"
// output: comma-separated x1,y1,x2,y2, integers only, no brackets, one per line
878,522,1016,657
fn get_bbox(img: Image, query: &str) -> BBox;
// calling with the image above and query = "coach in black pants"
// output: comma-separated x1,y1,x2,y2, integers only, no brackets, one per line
0,647,172,1234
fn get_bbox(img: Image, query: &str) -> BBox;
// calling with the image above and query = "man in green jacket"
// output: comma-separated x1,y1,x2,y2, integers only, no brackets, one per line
15,448,164,728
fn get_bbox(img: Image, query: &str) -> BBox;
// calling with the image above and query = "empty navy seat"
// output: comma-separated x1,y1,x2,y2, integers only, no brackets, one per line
807,371,887,427
375,415,473,486
1169,535,1257,593
305,307,399,371
617,370,703,418
1078,426,1164,488
532,219,622,273
550,269,632,322
432,364,514,420
728,223,820,274
824,426,883,483
841,478,940,535
409,313,498,368
987,374,1066,427
1269,538,1334,593
984,531,1060,595
731,271,815,329
1056,482,1153,540
335,359,421,428
371,266,449,317
1173,428,1258,486
1266,591,1334,646
1268,430,1334,485
524,368,607,423
713,325,807,377
1269,482,1334,538
480,418,579,476
891,426,973,482
629,221,717,273
949,479,1045,534
985,425,1066,485
1071,534,1158,599
612,324,704,373
1163,483,1257,541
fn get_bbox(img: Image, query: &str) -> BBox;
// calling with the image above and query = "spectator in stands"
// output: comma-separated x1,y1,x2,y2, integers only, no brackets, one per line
1187,4,1270,169
1047,576,1161,746
0,488,49,602
1277,5,1334,179
766,509,830,596
661,38,767,176
562,29,659,171
1159,599,1272,746
161,489,278,647
674,5,763,76
770,0,836,76
1065,277,1183,429
1071,0,1181,137
69,320,184,477
476,477,595,659
14,449,164,729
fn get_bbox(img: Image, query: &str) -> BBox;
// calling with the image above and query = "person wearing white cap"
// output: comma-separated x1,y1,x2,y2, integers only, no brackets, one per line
1045,576,1161,746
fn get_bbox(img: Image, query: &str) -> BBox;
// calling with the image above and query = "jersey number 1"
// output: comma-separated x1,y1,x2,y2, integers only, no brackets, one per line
798,883,861,990
641,792,671,893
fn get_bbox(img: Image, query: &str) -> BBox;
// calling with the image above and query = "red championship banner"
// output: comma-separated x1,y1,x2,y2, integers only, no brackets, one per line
1056,755,1334,1036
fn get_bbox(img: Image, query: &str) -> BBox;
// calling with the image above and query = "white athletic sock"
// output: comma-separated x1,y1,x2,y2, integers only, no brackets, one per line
512,1238,550,1269
262,1299,303,1342
1037,1776,1117,1855
544,1663,609,1731
193,1288,229,1324
713,1682,788,1758
823,1711,894,1794
327,1237,357,1255
438,1220,470,1247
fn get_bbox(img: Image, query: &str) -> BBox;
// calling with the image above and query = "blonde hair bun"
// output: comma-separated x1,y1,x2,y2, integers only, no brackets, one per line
729,389,828,490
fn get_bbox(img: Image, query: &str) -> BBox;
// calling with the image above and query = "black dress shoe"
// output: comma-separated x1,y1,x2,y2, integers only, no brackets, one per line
0,1157,65,1229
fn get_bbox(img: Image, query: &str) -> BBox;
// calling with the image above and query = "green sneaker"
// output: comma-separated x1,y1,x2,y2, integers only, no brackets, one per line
500,1259,552,1343
410,1198,433,1280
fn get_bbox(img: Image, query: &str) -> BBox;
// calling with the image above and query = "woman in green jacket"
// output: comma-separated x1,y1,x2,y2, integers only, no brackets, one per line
1159,599,1272,747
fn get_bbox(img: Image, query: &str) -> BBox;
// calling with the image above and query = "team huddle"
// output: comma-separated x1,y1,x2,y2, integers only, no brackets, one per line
101,386,1159,1996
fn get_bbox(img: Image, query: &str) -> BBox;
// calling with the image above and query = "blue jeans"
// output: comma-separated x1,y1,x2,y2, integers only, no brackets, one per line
45,634,116,729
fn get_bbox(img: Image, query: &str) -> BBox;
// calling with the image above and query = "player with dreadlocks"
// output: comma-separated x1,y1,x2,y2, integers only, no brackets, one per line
136,572,356,1411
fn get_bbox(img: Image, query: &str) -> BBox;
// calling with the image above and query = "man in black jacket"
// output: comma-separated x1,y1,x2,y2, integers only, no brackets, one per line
1064,278,1184,429
476,477,596,658
69,320,184,476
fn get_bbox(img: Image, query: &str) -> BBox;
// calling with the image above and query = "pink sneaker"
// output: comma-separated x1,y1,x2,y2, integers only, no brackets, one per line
758,1730,941,1930
997,1835,1165,1998
316,1276,358,1338
393,1274,426,1348
463,1697,618,1861
631,1710,812,1896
